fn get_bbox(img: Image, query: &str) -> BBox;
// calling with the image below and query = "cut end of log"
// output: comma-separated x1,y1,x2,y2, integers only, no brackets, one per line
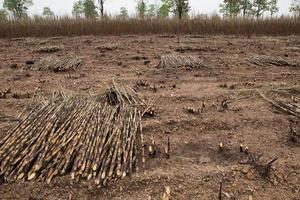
17,173,24,180
218,142,224,151
71,172,75,180
122,171,127,179
117,170,122,177
87,174,92,180
240,144,244,152
95,178,101,185
244,146,249,154
46,177,52,184
101,172,106,179
148,144,156,157
28,173,36,181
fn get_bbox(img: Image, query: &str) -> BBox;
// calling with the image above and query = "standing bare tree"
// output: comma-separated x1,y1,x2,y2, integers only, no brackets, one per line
98,0,105,18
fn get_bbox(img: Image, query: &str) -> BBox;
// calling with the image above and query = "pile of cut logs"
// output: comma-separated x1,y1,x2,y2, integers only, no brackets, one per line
0,83,148,186
36,56,83,72
248,55,300,68
158,54,204,70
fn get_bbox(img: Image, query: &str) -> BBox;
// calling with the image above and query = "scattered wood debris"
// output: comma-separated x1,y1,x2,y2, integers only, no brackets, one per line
162,186,171,200
104,81,149,108
130,55,148,60
158,54,204,70
158,35,175,38
184,35,205,39
30,56,83,72
239,143,249,154
9,38,25,41
240,144,244,152
9,64,18,69
219,83,228,88
143,108,155,118
244,82,255,87
219,181,223,200
144,60,151,65
25,60,34,65
0,88,11,99
134,80,160,93
0,82,152,186
258,88,300,118
95,42,119,51
201,100,206,112
136,80,149,88
148,139,157,158
11,92,31,99
184,107,200,114
248,55,300,68
49,37,63,41
174,45,219,53
240,154,278,178
255,157,278,178
289,124,299,144
244,146,249,154
37,46,62,53
0,113,19,122
221,99,229,109
229,85,235,89
164,136,170,159
218,142,224,152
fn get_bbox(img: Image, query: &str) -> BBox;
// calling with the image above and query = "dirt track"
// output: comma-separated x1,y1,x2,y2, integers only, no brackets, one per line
0,35,299,199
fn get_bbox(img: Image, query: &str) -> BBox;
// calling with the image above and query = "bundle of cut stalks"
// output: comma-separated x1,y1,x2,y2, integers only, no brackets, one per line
158,54,204,70
31,56,83,72
95,42,119,51
248,55,300,68
174,45,218,53
0,83,148,186
258,87,300,118
37,46,62,53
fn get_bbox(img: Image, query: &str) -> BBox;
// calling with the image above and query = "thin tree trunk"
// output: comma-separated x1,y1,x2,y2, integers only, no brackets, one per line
99,0,104,18
256,4,261,19
178,1,182,20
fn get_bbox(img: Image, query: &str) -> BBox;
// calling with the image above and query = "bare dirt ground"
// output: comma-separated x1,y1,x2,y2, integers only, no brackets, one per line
0,35,299,200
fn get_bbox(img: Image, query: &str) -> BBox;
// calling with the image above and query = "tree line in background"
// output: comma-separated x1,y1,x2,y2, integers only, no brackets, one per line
0,0,299,20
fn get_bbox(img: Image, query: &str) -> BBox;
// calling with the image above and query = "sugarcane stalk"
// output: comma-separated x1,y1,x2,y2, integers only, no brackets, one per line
94,107,121,185
0,104,59,174
78,105,98,178
92,106,118,175
7,105,63,181
87,103,106,179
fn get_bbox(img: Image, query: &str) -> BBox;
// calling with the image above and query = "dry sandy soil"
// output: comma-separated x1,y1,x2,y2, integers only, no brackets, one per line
0,35,299,200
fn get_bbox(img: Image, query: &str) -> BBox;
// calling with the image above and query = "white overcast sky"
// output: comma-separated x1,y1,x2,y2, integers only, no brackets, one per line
0,0,294,16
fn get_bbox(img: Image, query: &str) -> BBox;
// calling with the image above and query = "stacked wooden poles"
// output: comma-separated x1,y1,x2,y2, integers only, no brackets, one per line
0,95,144,186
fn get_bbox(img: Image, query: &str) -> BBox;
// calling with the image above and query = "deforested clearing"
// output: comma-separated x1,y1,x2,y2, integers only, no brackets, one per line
0,34,299,200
